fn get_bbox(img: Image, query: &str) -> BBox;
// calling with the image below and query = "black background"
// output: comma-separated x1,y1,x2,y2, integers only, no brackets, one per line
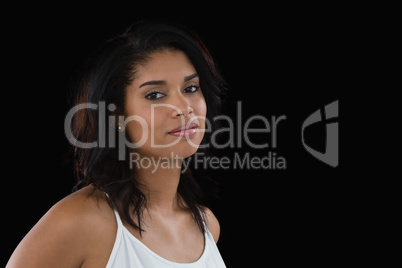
4,7,355,267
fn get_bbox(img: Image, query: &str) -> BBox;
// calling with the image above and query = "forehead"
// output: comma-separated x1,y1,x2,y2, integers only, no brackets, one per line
134,50,197,83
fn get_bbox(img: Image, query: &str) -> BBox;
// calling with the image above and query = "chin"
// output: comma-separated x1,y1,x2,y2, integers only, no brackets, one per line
158,141,201,159
135,131,205,159
135,140,201,159
163,132,204,158
175,144,200,159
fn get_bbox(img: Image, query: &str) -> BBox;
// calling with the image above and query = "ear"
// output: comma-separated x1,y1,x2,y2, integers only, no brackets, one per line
107,103,125,131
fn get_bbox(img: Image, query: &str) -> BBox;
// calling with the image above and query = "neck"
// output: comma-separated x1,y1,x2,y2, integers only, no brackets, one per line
134,154,184,213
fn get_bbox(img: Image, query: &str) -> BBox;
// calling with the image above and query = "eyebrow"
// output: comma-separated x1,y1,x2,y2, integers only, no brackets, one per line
184,73,199,82
139,73,199,88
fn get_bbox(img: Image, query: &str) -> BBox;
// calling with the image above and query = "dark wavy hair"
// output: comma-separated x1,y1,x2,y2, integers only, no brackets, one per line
69,20,227,234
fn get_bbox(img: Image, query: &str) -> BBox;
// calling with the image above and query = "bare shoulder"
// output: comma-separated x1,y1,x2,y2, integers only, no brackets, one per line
202,206,220,243
46,185,116,231
7,185,116,268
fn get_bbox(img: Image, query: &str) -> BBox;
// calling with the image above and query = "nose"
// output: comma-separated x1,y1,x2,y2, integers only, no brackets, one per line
170,94,194,118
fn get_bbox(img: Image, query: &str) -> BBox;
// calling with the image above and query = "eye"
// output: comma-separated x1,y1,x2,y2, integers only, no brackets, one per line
145,91,165,100
184,85,199,93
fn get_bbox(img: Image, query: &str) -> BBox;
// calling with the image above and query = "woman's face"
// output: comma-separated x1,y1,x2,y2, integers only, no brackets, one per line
124,49,207,159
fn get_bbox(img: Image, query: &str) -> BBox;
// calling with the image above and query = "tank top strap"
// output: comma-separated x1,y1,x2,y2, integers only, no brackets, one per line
104,192,124,228
198,207,210,235
112,209,124,227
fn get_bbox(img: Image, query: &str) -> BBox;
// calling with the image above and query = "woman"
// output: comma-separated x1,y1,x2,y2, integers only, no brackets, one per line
7,20,227,267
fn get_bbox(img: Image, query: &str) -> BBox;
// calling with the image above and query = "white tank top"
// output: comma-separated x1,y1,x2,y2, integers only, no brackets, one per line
106,209,226,268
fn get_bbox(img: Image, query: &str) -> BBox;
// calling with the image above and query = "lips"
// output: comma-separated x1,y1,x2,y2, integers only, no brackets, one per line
168,122,199,137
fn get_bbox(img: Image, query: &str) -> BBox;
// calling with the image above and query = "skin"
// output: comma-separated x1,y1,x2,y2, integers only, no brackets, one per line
7,50,220,268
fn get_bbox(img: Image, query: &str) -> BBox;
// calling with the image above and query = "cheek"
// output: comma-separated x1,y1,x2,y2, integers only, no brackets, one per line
193,96,207,124
125,102,168,144
124,101,151,143
193,92,206,113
